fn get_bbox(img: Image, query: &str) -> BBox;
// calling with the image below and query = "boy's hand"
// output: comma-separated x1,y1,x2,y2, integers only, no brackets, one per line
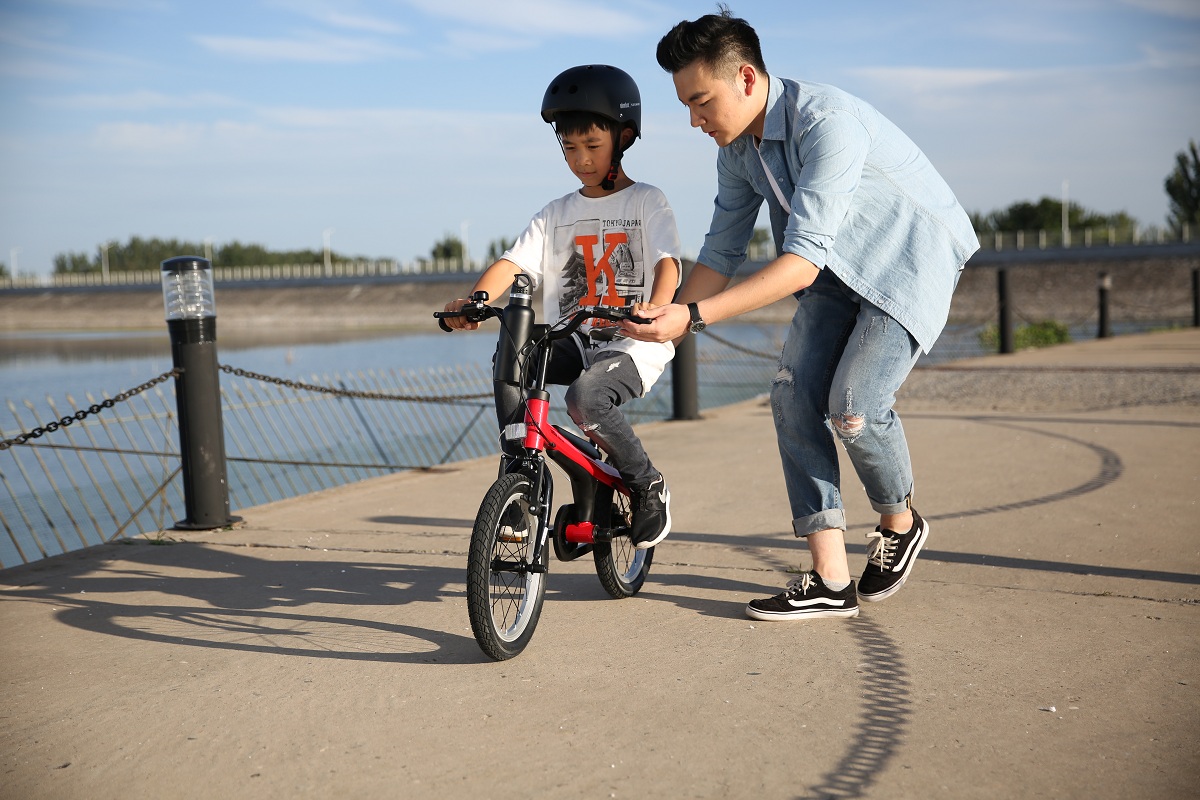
620,303,690,342
442,298,479,331
631,301,656,317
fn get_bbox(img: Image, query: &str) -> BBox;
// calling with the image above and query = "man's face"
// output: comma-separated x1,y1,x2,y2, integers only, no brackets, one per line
672,61,753,147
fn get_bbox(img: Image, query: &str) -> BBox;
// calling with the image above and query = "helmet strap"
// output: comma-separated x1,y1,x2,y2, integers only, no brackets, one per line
601,159,620,191
601,128,625,191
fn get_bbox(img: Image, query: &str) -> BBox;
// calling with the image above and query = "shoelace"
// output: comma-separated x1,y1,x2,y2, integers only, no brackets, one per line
865,531,898,571
783,572,815,597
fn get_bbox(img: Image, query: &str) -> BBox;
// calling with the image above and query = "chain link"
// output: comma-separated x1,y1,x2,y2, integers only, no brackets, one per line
219,364,492,402
1,368,182,451
701,330,779,361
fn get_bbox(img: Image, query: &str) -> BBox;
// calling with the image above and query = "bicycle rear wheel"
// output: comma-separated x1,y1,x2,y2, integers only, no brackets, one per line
466,473,548,661
593,487,652,598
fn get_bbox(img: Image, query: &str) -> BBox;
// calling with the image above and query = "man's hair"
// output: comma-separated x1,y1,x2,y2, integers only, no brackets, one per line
656,4,767,79
551,109,624,140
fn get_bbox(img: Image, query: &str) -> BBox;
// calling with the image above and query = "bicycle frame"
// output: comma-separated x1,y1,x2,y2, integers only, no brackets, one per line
438,273,639,557
436,275,654,659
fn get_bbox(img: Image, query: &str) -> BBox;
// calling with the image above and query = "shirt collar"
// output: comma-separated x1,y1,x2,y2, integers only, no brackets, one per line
761,75,787,143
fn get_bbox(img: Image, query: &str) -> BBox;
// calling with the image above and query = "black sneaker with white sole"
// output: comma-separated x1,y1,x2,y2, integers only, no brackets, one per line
858,508,929,603
629,473,671,550
745,572,860,621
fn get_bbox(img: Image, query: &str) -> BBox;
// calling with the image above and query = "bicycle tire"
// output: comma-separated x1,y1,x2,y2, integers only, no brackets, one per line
466,473,548,660
593,488,653,598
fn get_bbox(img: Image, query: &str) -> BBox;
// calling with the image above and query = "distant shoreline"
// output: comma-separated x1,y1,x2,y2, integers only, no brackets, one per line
1,260,1193,335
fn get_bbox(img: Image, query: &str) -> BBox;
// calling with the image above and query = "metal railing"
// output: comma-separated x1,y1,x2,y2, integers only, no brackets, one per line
0,336,780,569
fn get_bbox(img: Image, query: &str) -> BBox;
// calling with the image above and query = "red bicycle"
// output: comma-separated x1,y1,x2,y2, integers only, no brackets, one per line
436,274,655,660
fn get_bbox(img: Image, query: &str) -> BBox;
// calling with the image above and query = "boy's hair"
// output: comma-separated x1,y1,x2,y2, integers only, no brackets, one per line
656,4,767,81
551,109,625,141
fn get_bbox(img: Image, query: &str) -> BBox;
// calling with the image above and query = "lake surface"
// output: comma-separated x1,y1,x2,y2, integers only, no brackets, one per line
1,324,802,437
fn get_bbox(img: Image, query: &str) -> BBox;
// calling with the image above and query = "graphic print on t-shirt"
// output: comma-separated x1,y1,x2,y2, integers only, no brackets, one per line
554,218,644,330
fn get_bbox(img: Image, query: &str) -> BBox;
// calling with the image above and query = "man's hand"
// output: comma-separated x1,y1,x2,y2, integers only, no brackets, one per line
441,298,478,331
620,303,691,343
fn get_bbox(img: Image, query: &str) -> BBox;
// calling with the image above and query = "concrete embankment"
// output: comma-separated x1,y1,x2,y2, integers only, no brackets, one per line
0,258,1194,336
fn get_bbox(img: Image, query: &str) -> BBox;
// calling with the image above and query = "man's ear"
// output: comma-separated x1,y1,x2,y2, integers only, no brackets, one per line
739,64,759,97
620,126,635,148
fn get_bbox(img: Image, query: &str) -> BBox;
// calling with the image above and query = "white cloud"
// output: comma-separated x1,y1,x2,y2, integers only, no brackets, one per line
400,0,651,36
1120,0,1200,19
267,0,409,34
40,90,243,111
440,28,536,54
194,32,418,63
850,66,1019,94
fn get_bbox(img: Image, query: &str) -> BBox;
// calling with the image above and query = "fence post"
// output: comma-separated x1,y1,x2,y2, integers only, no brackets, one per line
1098,271,1112,339
1192,268,1199,328
672,332,700,420
161,256,238,530
997,268,1014,354
671,263,700,420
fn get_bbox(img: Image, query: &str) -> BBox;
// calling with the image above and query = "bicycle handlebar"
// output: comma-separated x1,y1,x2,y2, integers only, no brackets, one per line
434,302,649,334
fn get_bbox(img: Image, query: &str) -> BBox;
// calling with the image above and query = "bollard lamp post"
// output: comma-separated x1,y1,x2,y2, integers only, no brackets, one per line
162,256,239,530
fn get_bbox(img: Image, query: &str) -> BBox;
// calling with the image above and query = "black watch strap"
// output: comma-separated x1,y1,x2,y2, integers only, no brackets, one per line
687,302,706,333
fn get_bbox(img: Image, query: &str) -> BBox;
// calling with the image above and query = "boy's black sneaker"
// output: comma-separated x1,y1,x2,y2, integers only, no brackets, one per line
746,572,859,620
629,474,671,550
858,509,929,603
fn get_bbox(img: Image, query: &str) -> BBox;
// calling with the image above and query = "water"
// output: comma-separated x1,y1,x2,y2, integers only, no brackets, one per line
0,318,1038,435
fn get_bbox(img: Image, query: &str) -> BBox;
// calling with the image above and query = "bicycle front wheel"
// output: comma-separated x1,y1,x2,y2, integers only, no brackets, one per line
467,473,548,661
593,487,653,598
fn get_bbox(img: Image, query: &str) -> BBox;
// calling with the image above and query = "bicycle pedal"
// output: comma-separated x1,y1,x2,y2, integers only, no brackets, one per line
498,529,529,543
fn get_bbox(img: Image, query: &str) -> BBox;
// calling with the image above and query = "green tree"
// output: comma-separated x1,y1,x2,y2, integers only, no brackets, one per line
215,241,334,267
431,234,464,261
973,198,1135,233
0,260,8,279
744,227,772,260
486,237,514,263
53,251,97,273
1165,139,1200,236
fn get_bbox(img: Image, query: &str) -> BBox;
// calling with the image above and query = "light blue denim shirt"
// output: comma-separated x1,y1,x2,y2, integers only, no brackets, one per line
696,76,980,353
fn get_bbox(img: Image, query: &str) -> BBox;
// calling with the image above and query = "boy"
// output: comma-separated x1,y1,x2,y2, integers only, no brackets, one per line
442,64,681,549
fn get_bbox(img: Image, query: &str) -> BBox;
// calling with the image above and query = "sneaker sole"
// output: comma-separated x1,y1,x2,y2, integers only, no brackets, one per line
746,605,860,621
858,517,929,603
634,487,671,550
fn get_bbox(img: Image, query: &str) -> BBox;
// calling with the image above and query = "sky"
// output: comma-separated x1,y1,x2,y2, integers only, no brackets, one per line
1,0,1198,279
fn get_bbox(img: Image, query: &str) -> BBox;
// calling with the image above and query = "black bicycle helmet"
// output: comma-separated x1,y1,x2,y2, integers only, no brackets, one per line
541,65,641,190
541,64,642,139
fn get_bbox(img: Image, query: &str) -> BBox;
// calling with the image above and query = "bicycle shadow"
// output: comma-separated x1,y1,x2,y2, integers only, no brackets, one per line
1,541,484,664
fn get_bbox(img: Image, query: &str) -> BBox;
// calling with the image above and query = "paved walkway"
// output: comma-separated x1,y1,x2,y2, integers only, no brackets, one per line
3,330,1198,800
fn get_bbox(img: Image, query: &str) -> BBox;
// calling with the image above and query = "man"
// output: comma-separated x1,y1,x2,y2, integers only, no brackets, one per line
625,7,979,620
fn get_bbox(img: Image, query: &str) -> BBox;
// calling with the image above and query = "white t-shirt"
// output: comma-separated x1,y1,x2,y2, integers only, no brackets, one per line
501,182,681,394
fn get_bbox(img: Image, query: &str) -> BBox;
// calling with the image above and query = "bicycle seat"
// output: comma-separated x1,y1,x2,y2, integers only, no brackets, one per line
553,424,603,461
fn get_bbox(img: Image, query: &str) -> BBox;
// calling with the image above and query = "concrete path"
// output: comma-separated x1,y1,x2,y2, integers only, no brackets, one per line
3,330,1198,800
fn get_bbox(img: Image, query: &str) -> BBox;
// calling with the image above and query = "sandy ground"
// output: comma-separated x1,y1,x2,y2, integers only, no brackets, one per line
0,330,1197,799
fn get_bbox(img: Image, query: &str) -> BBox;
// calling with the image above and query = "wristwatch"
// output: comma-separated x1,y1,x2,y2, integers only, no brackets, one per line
687,302,706,334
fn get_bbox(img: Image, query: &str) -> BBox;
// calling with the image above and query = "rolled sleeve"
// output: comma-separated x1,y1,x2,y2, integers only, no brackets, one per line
780,112,871,268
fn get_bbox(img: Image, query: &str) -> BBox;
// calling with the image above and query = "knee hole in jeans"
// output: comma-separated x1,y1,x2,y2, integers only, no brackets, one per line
831,413,865,442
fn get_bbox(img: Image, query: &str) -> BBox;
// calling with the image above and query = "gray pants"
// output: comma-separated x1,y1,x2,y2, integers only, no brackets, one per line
546,334,657,488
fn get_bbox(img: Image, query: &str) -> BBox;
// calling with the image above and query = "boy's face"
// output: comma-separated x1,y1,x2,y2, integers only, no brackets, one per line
672,61,757,147
559,125,616,191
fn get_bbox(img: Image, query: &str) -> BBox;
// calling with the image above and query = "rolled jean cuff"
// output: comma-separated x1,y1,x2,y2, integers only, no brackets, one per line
792,508,846,538
868,492,912,516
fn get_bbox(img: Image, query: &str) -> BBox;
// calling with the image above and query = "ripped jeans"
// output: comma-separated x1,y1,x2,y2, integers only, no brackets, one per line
771,269,922,537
